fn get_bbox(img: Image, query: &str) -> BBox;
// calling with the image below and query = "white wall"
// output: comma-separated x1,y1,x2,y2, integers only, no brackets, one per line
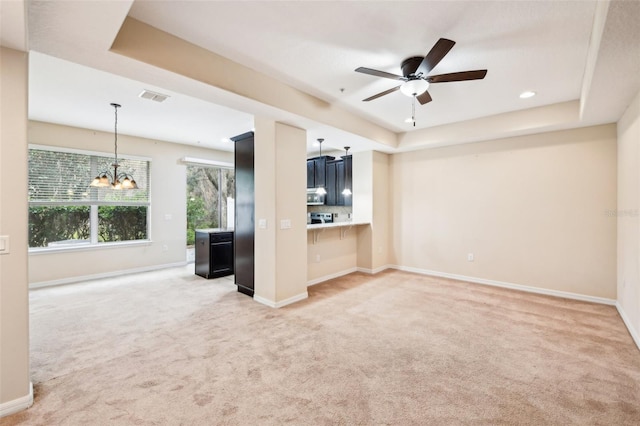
617,89,640,346
390,125,617,300
27,121,233,285
0,47,31,414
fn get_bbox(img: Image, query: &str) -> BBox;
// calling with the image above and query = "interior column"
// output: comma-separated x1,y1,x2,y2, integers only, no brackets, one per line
253,118,308,306
0,47,32,416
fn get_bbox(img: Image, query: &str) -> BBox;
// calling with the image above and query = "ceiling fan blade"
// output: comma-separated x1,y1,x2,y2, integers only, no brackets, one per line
416,90,432,105
416,38,456,76
355,67,404,81
427,70,488,83
363,85,401,102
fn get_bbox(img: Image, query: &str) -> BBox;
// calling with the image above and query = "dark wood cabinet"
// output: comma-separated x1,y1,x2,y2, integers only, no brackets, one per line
306,156,334,189
195,229,234,279
325,160,338,206
232,131,255,297
323,156,352,206
336,160,346,206
306,160,315,188
343,155,352,207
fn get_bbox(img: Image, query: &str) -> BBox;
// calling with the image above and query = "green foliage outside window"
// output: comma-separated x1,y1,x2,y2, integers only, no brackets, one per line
28,206,148,247
98,206,148,242
187,197,209,246
186,166,234,245
29,206,90,247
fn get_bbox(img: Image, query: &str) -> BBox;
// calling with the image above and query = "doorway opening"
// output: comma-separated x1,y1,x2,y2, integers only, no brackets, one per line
186,165,235,262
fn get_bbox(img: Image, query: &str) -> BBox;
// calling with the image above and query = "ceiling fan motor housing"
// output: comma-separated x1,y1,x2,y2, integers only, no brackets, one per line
401,57,425,78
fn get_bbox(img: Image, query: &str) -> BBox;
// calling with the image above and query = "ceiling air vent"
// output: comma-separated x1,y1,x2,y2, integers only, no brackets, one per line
138,89,170,103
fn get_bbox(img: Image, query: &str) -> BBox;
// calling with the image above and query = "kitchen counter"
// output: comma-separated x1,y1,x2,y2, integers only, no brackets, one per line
306,221,369,230
307,221,369,244
195,227,234,233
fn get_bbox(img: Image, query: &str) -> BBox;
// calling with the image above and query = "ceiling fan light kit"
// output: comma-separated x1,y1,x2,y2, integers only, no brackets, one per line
400,79,430,97
355,38,487,125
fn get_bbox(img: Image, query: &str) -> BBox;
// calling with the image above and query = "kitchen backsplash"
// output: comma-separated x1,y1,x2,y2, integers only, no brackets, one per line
307,205,353,222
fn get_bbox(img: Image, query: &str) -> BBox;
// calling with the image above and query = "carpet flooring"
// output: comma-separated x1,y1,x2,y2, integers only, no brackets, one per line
3,266,640,425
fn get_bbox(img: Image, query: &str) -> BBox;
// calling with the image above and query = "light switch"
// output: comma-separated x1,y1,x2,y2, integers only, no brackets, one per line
164,214,172,220
0,235,9,255
258,219,267,229
280,219,291,229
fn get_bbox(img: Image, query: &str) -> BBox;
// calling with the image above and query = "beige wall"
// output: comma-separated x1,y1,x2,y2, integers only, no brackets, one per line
355,151,391,272
390,125,617,299
28,121,233,285
617,89,640,341
254,119,308,304
371,151,391,271
307,228,358,282
0,47,31,411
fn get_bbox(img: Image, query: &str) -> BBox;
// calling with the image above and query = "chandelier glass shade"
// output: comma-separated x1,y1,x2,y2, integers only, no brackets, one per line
90,103,138,190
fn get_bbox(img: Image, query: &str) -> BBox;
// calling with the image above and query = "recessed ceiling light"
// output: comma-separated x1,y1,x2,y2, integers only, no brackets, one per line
520,91,536,99
405,117,414,123
221,138,231,143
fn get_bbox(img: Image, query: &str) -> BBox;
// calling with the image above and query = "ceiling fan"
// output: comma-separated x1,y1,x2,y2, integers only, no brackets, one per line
355,38,487,105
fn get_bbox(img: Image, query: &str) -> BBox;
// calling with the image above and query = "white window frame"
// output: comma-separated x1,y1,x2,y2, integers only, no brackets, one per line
28,144,152,253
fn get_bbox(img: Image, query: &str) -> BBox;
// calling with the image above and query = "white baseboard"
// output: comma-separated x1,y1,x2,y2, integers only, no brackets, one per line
390,265,617,306
254,291,309,308
0,382,33,418
29,261,189,289
307,267,358,286
357,265,392,275
616,302,640,351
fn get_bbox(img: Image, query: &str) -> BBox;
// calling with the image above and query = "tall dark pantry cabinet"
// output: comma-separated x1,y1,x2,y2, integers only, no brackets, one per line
231,132,255,297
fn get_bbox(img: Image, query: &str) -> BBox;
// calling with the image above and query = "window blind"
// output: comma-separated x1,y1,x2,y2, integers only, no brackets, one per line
28,148,150,206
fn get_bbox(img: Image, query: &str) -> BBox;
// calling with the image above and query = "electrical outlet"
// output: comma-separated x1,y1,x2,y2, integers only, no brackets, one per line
258,219,267,229
378,246,383,254
0,235,9,255
280,219,291,229
162,245,168,252
315,254,321,263
467,253,474,262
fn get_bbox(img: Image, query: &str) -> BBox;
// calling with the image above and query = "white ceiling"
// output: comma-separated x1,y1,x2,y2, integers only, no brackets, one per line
18,1,640,153
28,52,254,152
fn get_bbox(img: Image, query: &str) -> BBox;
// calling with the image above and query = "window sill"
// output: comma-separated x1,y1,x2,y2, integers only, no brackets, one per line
29,240,153,255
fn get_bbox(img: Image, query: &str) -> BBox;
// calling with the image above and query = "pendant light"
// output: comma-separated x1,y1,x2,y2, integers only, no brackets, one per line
342,146,352,196
316,138,327,195
90,103,138,190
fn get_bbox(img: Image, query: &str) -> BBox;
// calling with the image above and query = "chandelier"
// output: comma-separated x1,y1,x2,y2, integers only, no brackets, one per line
90,103,138,190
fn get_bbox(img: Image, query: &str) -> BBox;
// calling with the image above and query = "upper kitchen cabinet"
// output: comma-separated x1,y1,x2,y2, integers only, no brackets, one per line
325,160,338,206
324,156,352,206
306,156,334,189
343,155,352,207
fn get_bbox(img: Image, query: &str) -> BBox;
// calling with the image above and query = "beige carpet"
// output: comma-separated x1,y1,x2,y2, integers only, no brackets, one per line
3,266,640,425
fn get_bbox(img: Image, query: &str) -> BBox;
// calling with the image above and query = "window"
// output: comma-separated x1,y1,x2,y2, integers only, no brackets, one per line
186,165,235,245
28,146,150,249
